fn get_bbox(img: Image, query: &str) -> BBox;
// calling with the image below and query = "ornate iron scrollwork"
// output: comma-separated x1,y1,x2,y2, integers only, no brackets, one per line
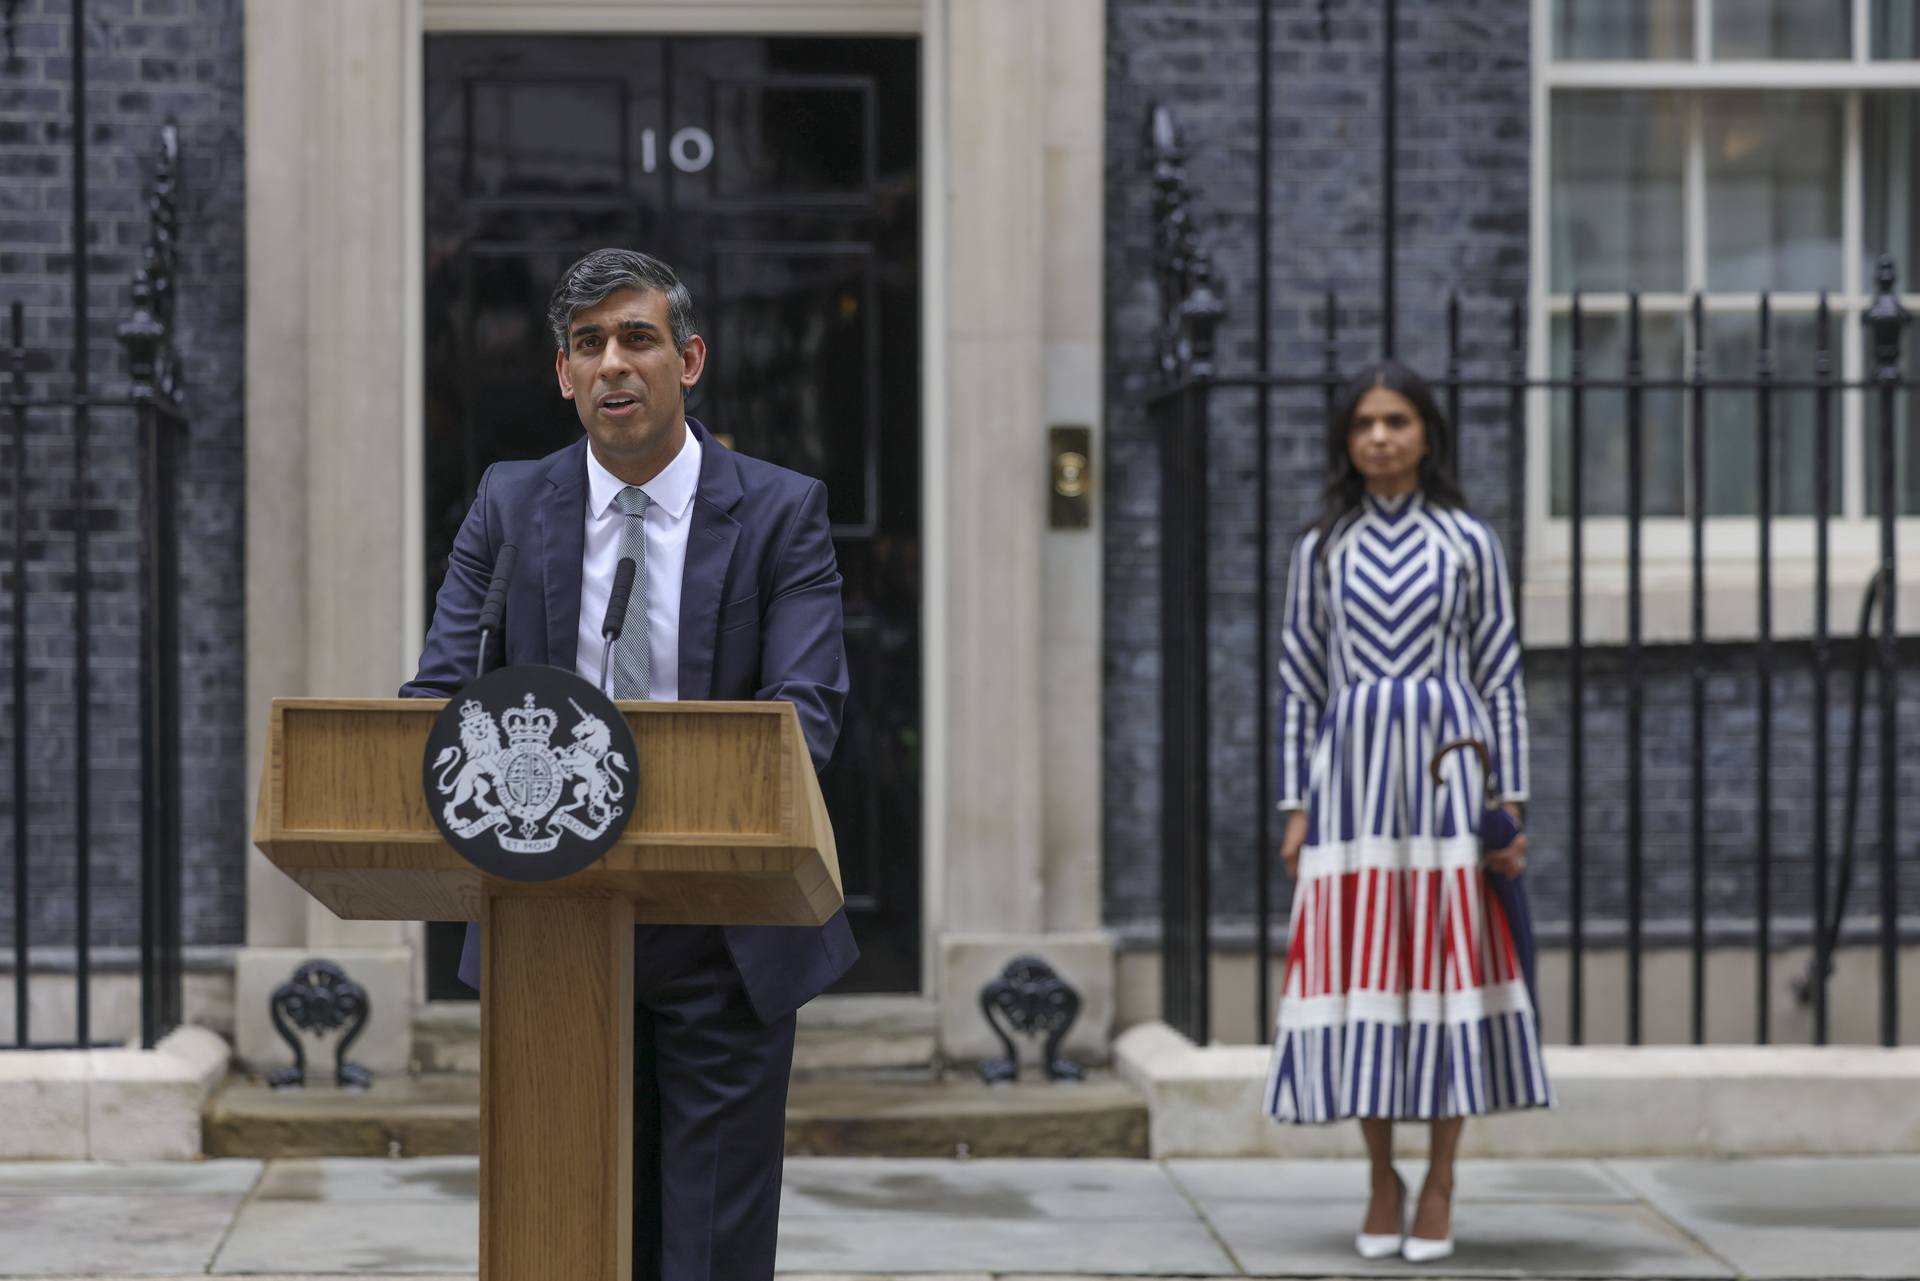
267,959,372,1090
116,122,182,407
1867,256,1912,380
977,955,1084,1085
1147,105,1227,384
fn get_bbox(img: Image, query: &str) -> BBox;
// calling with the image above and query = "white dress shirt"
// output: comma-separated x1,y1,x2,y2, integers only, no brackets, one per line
575,422,703,699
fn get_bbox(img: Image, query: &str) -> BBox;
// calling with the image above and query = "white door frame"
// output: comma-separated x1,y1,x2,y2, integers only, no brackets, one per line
409,0,949,1002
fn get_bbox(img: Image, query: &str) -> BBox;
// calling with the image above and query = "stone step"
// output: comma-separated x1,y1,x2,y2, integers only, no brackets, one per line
204,1069,1148,1160
203,1073,480,1160
411,993,940,1076
785,1070,1148,1158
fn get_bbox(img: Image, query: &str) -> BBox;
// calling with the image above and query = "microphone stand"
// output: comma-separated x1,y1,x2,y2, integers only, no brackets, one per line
474,544,519,681
600,556,638,699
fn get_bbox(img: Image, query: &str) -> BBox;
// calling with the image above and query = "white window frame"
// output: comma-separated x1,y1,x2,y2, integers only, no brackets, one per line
1527,0,1920,644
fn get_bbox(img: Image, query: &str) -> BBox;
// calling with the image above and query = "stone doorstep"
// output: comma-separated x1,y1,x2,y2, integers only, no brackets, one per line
785,1070,1148,1158
793,994,942,1074
1116,1020,1920,1159
412,993,942,1076
0,1025,230,1161
204,1073,481,1160
410,1004,481,1076
204,1068,1149,1160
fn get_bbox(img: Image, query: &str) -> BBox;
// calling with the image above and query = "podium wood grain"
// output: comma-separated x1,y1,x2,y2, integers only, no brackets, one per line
251,696,844,1281
253,698,842,926
482,895,634,1281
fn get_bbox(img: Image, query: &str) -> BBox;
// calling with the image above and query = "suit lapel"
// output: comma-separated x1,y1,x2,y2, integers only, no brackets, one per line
541,439,588,672
678,418,743,701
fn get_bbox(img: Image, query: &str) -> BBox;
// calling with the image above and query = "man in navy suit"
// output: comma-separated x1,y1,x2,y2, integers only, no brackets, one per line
401,248,854,1281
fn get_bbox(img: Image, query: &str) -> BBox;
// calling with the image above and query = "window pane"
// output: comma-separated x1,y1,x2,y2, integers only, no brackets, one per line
1703,312,1842,516
1705,92,1843,292
1554,1,1695,59
1712,0,1851,58
1550,312,1687,518
467,81,627,196
1552,92,1687,293
1872,0,1920,58
1864,94,1920,284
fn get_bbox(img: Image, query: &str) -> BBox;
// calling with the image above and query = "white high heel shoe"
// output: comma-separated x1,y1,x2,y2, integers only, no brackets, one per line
1401,1184,1454,1263
1401,1233,1455,1264
1353,1174,1406,1260
1355,1230,1405,1261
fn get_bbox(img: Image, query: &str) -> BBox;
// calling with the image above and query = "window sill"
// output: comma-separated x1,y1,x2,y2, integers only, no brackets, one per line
1521,557,1920,648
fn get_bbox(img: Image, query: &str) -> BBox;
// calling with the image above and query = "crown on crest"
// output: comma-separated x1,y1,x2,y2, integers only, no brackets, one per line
501,693,557,745
459,699,490,729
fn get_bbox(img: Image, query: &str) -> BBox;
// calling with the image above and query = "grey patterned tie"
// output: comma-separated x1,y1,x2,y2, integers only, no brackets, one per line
610,486,652,700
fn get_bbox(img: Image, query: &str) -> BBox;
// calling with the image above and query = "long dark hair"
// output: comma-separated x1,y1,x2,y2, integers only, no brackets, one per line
1308,359,1470,557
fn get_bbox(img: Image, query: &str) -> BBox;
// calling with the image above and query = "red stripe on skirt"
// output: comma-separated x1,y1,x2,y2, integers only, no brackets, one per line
1385,870,1404,993
1441,870,1462,992
1338,871,1360,995
1487,875,1521,983
1428,868,1443,998
1354,868,1377,992
1459,867,1486,988
1283,888,1310,998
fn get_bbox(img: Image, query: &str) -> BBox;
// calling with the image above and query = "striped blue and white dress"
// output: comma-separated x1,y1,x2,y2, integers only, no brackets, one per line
1264,489,1553,1123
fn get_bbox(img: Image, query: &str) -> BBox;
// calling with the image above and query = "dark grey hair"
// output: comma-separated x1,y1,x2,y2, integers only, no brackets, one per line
546,248,697,353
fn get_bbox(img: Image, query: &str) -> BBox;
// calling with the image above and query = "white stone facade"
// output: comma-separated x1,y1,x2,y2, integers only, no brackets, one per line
236,0,1113,1070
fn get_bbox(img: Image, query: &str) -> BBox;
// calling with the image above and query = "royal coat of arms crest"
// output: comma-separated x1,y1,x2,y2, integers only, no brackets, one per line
422,667,638,880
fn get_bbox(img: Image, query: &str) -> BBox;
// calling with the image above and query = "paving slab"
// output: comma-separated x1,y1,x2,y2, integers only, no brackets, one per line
211,1200,479,1275
783,1158,1193,1221
0,1194,243,1277
251,1157,478,1203
0,1159,262,1196
1167,1158,1637,1206
775,1214,1238,1275
778,1275,992,1281
1606,1156,1920,1279
4,1154,1916,1279
1203,1199,1735,1278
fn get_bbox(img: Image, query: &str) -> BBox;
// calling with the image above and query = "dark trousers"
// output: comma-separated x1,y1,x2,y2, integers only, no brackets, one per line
631,925,797,1281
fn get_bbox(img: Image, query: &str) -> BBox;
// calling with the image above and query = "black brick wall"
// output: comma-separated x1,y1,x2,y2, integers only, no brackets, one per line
1101,0,1920,945
0,0,246,953
1520,641,1920,940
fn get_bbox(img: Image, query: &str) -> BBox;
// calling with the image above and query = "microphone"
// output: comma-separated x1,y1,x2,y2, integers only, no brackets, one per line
473,543,519,680
598,557,637,697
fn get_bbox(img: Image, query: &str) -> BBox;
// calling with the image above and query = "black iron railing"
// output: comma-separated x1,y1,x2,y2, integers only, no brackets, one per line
1148,107,1914,1051
0,116,188,1052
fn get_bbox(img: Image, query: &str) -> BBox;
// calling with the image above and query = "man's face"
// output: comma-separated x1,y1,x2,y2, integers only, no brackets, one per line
555,287,706,474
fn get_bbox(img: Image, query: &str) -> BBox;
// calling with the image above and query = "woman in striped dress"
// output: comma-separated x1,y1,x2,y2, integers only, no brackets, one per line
1265,360,1551,1264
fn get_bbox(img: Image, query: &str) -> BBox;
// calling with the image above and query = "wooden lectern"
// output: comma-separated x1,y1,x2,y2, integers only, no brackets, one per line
253,697,842,1281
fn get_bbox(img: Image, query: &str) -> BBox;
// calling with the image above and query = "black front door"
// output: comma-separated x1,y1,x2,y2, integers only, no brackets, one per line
421,35,922,995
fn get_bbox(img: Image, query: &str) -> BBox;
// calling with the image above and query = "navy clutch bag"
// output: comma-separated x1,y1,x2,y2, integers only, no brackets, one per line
1479,804,1522,852
1430,738,1539,1010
